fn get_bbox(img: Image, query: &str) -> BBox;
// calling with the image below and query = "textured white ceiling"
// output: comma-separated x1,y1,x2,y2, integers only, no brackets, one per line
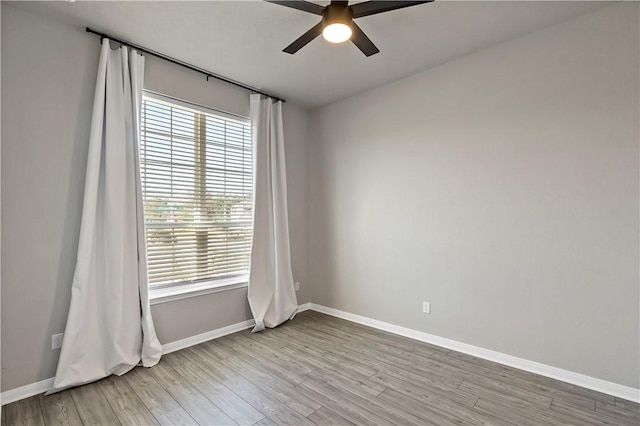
16,1,610,108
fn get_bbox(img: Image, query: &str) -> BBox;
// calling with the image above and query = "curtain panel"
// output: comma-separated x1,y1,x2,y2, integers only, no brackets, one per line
49,39,162,394
247,94,298,332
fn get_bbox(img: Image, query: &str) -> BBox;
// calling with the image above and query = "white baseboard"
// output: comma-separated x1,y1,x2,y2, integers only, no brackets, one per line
162,319,256,354
309,303,640,403
1,303,310,405
297,302,312,312
1,378,54,406
4,303,637,406
163,301,311,353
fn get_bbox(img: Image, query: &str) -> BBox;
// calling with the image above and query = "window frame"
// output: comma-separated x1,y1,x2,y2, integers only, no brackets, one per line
141,91,253,305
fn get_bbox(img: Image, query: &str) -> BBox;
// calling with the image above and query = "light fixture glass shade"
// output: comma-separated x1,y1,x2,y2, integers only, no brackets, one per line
322,23,352,43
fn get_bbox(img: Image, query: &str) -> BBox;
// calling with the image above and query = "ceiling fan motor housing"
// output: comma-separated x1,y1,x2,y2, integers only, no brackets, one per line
322,4,354,28
270,0,432,56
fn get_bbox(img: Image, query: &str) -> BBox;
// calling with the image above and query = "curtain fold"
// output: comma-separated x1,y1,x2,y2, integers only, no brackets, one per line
48,39,162,394
248,94,298,332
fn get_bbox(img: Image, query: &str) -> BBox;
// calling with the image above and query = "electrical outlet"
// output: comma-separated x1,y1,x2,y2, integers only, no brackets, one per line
52,333,64,349
294,281,300,291
422,302,431,314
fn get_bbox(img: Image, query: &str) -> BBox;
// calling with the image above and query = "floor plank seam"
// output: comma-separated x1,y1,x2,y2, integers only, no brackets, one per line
304,405,322,419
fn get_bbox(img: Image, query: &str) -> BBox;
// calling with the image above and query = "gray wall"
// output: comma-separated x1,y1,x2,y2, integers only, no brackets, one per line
309,3,639,388
0,3,310,391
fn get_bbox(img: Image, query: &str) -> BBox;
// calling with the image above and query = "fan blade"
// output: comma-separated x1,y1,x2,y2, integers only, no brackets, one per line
264,1,324,15
350,22,379,57
351,1,432,19
283,22,324,54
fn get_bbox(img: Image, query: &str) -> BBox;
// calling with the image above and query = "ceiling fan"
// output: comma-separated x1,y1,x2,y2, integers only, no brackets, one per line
266,1,433,57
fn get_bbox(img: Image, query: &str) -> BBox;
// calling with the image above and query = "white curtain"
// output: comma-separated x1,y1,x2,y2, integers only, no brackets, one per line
48,39,162,394
248,94,298,332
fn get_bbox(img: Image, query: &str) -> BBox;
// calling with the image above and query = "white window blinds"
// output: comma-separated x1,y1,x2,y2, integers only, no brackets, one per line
140,93,253,288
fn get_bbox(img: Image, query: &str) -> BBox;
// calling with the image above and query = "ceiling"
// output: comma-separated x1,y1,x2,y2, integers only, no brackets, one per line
16,1,611,109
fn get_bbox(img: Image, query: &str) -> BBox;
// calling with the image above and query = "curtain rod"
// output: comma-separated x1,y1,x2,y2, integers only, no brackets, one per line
85,27,286,103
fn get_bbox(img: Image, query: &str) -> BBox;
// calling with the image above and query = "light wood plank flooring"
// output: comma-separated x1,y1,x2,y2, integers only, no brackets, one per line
3,311,639,426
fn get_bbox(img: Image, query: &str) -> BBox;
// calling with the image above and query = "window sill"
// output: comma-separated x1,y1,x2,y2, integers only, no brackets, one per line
149,276,248,305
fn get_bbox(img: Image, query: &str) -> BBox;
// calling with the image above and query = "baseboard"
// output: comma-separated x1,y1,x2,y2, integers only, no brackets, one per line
161,318,256,354
1,378,54,406
7,303,635,405
297,302,312,312
163,301,310,353
1,303,310,406
309,303,640,403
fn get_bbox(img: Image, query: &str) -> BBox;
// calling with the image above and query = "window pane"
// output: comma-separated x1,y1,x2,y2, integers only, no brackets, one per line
140,95,253,288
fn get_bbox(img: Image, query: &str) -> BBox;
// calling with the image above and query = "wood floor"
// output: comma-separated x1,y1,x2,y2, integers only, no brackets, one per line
3,311,639,426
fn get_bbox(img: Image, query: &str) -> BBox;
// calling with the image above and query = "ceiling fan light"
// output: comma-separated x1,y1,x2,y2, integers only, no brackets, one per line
322,23,352,43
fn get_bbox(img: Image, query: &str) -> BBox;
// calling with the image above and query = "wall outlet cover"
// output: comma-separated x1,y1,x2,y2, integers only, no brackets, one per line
52,333,64,349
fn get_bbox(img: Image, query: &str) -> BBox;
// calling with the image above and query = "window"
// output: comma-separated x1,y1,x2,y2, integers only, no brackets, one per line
140,93,253,293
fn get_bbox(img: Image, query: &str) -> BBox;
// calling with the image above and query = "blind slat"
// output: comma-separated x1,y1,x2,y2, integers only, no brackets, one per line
141,94,253,287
